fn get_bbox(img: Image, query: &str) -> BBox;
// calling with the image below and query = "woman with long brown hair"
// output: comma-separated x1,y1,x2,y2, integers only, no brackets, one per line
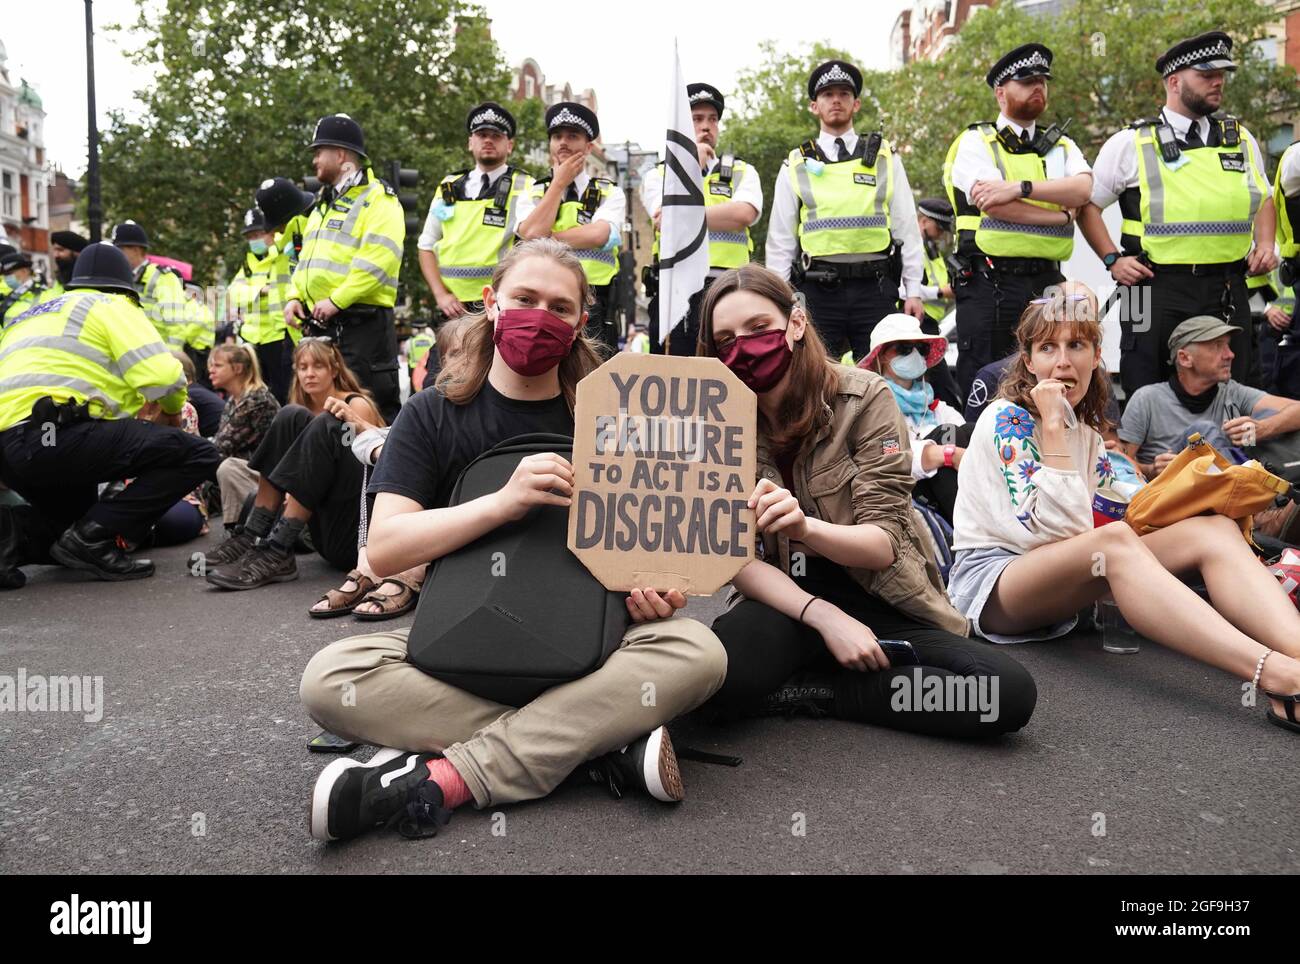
201,336,384,594
949,284,1300,735
208,342,280,535
697,263,1036,736
297,238,728,843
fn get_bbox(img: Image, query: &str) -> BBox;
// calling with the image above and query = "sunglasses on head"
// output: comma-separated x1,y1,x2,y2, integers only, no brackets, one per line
299,335,335,345
1029,293,1091,306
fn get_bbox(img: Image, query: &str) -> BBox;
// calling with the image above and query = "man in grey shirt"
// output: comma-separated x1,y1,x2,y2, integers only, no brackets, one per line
1119,316,1300,479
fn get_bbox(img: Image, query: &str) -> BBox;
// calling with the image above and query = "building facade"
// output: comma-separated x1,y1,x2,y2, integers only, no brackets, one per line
0,37,50,278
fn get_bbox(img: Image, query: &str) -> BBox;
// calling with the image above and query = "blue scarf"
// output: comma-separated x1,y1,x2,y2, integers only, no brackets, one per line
886,378,937,429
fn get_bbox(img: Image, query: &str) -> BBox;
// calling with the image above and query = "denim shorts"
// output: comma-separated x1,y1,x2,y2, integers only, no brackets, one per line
947,546,1078,644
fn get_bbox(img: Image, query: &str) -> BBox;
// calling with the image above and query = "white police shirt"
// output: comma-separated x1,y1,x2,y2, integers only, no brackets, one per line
766,130,924,298
1279,141,1300,199
417,163,511,251
947,113,1091,197
1090,108,1267,209
641,155,764,274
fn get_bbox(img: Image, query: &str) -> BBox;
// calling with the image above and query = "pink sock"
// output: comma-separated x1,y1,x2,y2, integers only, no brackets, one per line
425,758,472,809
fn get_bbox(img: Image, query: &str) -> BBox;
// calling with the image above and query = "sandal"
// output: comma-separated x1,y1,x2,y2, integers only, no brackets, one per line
1262,690,1300,734
352,576,421,621
308,569,377,619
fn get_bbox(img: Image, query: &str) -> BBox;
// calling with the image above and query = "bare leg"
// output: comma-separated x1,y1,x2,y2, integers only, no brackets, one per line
1140,514,1300,659
981,523,1300,707
352,560,427,616
254,475,285,513
282,492,312,523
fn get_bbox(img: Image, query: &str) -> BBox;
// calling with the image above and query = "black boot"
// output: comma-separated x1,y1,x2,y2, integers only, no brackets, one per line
49,519,154,581
0,504,25,589
758,672,836,718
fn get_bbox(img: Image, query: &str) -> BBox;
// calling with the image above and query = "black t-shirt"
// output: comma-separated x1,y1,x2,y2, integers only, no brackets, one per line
369,379,574,510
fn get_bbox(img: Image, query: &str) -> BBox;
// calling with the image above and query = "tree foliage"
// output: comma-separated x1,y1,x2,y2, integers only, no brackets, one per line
723,0,1299,260
99,0,512,308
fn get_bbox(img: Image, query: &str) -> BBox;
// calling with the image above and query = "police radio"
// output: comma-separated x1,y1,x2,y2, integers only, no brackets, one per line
1219,115,1241,147
1031,117,1072,156
863,131,882,168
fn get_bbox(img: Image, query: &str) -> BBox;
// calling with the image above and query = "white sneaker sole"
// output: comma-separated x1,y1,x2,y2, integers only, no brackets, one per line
642,726,684,803
309,746,406,841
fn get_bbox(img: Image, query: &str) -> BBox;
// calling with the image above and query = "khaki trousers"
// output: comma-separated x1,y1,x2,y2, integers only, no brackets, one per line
299,616,727,808
215,456,260,524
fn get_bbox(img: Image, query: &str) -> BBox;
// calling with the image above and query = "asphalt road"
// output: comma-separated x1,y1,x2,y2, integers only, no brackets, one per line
2,531,1297,875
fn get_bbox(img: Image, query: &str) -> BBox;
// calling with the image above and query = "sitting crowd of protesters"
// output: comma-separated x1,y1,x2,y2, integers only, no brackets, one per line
3,235,1300,849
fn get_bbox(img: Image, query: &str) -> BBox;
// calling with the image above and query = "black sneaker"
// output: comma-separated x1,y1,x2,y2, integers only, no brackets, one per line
204,528,259,567
205,543,297,590
759,672,836,718
310,748,453,842
49,519,154,581
570,725,684,803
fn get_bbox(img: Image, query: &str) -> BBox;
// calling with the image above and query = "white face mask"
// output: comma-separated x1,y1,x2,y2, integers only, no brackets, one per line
888,347,929,380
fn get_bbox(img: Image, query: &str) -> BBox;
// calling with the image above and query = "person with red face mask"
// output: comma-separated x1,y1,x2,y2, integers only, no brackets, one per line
696,263,1036,737
297,238,728,844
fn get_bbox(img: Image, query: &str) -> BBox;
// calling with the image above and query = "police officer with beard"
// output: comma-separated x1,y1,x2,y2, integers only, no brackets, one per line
48,231,89,296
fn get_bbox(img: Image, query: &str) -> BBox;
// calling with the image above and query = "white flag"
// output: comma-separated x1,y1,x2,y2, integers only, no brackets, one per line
658,40,709,348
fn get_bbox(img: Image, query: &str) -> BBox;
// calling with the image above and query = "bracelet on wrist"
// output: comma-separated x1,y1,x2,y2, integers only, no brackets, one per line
799,595,821,624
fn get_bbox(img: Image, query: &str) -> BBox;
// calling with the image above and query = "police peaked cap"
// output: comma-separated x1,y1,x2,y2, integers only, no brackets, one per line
309,113,367,157
111,220,150,249
256,177,316,227
808,60,862,99
917,197,954,225
987,43,1053,88
1157,31,1237,78
0,244,31,272
545,102,599,140
66,243,140,298
467,102,516,138
687,83,725,118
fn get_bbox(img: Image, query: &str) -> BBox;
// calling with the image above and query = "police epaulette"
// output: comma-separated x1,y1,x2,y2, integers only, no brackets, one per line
442,169,471,183
969,121,996,131
378,180,397,197
1129,117,1161,130
798,140,820,160
534,176,553,188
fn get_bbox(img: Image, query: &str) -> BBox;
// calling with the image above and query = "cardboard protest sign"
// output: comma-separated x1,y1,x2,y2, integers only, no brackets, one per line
567,353,757,595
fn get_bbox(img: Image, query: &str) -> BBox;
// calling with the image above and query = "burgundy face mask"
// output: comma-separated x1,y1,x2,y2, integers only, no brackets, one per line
717,326,793,394
492,307,577,377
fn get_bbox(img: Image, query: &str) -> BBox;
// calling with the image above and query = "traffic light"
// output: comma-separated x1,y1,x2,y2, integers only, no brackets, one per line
389,161,421,232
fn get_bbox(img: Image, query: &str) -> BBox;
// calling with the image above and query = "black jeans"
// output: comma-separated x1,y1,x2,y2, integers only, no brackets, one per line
249,405,363,571
584,284,620,360
953,265,1063,399
253,333,295,406
797,273,899,362
708,560,1036,738
0,415,220,550
1117,268,1254,398
310,306,400,425
913,422,976,525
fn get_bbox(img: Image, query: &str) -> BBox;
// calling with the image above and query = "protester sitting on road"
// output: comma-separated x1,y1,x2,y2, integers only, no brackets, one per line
310,316,470,620
1119,316,1300,477
695,264,1036,736
201,337,383,591
858,313,968,525
299,239,727,843
948,288,1300,735
176,349,225,437
207,343,280,534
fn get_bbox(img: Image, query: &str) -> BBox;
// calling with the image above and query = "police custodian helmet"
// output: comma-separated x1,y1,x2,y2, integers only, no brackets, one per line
309,113,367,157
66,243,140,299
256,177,317,227
110,220,150,249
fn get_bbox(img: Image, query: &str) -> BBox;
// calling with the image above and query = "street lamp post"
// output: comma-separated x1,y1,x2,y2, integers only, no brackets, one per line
84,0,103,241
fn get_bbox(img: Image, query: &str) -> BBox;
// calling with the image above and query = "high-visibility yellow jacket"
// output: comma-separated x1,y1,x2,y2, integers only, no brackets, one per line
1276,142,1299,264
228,247,295,345
0,288,188,431
292,169,405,310
529,176,621,286
650,158,754,269
0,280,53,329
433,167,534,301
786,136,894,257
135,262,190,349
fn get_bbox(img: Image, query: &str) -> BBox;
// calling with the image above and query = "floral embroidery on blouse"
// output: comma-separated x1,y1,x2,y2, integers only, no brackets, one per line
991,404,1041,507
1096,453,1115,482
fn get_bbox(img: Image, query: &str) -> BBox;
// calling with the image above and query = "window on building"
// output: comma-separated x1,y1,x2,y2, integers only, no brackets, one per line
1,171,17,220
525,75,535,98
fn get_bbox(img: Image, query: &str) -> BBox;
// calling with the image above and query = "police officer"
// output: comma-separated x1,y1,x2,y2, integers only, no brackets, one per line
1257,140,1300,395
283,114,405,423
418,102,532,319
228,205,293,403
48,231,89,296
1079,31,1277,397
0,245,49,328
766,60,926,362
111,220,190,350
0,243,220,588
914,197,963,409
640,83,763,355
517,101,625,357
943,43,1093,396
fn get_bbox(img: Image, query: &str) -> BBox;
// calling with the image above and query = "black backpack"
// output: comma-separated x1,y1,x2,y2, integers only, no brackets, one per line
406,433,631,706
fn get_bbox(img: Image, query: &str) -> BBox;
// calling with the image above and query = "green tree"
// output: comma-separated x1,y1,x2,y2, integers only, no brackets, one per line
724,0,1299,261
99,0,512,315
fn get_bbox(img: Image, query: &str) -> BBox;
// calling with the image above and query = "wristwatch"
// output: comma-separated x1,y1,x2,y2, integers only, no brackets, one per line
1102,252,1120,271
1020,180,1033,198
943,444,956,469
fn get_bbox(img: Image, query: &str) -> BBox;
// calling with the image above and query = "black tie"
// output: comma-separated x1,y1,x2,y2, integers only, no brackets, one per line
835,137,850,161
1020,128,1032,147
1185,123,1203,148
478,173,490,198
565,184,580,203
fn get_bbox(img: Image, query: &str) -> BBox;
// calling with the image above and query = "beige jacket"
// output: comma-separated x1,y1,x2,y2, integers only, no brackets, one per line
753,365,970,637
